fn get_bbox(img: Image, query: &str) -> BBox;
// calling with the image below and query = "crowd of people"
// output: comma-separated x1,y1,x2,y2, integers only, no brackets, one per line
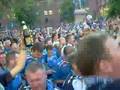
0,16,120,90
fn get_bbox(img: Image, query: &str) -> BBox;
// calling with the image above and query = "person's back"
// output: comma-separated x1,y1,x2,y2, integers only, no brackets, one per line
46,45,72,81
23,42,47,73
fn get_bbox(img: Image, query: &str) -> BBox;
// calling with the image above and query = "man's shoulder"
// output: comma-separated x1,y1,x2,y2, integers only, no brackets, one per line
63,76,113,90
18,79,31,90
103,79,120,90
84,76,113,90
47,79,60,90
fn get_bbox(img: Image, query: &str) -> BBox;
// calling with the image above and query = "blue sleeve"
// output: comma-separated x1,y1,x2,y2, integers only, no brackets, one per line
5,74,22,90
47,80,54,90
52,48,60,58
0,72,12,86
40,55,48,64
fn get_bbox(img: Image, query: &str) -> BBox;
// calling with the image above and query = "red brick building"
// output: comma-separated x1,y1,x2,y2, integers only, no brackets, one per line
37,0,62,28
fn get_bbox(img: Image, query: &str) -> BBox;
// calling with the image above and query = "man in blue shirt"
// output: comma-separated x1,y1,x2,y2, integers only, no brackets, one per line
25,42,47,70
5,51,22,90
22,62,59,90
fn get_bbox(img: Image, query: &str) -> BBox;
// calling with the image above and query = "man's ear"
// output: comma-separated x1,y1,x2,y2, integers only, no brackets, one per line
72,63,80,75
99,60,113,75
44,71,47,79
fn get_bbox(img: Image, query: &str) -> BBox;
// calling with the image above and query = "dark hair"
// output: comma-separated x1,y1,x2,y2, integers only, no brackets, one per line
52,33,57,39
11,38,19,44
31,42,44,53
58,33,61,39
63,46,75,56
52,33,57,42
45,37,52,45
46,45,53,51
75,32,110,76
65,34,73,43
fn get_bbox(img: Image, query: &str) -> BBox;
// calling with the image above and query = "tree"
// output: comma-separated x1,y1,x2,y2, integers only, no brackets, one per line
0,0,39,28
0,0,12,8
0,0,12,19
108,0,120,18
13,0,37,28
60,0,75,23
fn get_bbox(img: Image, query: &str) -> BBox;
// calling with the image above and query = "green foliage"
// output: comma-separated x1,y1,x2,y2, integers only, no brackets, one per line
108,0,120,18
0,0,12,8
0,0,12,19
14,0,37,28
0,0,38,28
60,0,75,23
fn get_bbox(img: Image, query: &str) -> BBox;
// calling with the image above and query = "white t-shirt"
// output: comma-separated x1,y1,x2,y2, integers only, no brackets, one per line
72,78,87,90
